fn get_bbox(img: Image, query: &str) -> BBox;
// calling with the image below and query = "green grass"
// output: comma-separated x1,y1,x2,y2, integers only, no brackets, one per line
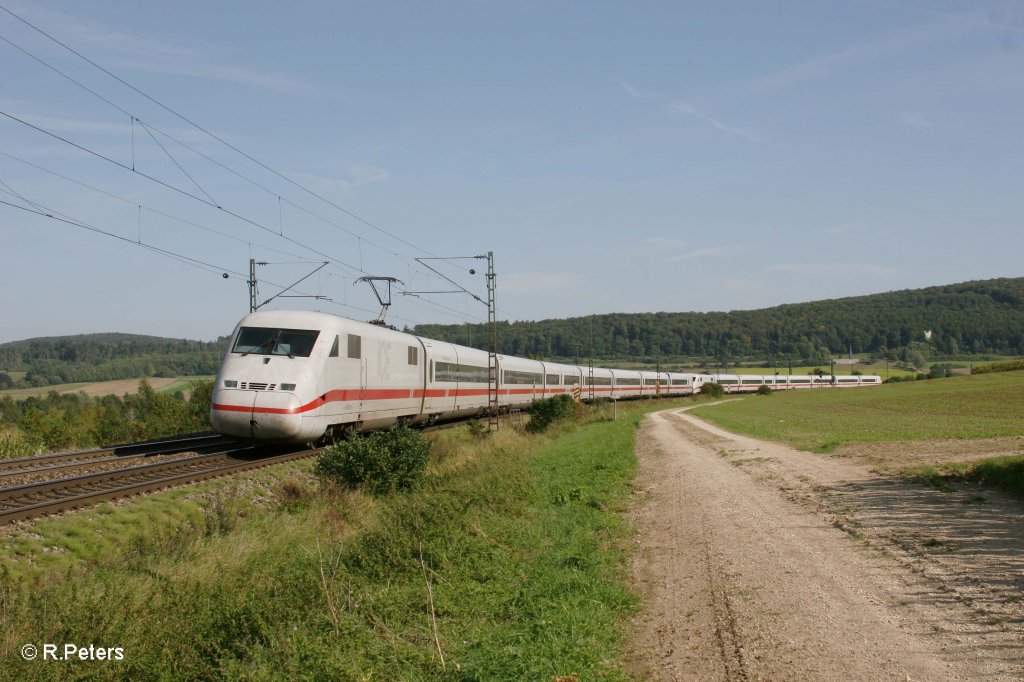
904,456,1024,500
0,399,684,680
690,370,1024,453
154,376,216,395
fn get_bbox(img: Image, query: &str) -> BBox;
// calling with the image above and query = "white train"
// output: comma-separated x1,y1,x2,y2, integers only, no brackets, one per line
210,309,882,443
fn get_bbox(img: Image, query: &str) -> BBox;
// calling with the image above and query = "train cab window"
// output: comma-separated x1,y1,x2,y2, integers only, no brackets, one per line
329,336,340,358
347,334,361,359
408,346,418,365
232,327,320,358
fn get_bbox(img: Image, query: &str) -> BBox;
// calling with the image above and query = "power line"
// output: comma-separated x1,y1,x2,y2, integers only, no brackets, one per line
0,24,468,284
0,149,323,264
0,108,366,277
0,5,495,325
0,197,243,278
0,1,462,266
2,109,487,321
0,193,431,323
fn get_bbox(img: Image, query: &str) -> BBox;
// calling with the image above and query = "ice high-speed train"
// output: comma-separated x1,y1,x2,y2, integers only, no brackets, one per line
210,310,882,443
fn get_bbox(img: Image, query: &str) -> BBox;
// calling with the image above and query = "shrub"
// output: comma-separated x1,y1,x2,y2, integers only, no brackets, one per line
973,359,1024,375
700,382,725,398
314,424,430,496
755,384,772,395
466,419,488,437
526,394,577,433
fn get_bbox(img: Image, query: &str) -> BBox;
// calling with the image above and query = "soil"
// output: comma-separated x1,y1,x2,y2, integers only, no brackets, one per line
627,405,1024,681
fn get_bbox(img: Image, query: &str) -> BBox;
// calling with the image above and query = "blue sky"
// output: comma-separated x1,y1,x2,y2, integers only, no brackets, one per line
1,0,1022,343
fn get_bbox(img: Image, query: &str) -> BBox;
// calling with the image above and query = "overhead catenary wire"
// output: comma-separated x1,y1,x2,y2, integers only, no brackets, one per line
0,15,481,288
0,194,437,324
0,150,323,264
0,197,243,278
0,4,495,326
0,170,484,324
0,1,468,269
0,109,489,323
136,118,219,207
0,108,368,278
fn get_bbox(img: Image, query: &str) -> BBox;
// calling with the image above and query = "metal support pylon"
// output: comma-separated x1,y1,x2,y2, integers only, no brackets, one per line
486,251,499,432
588,320,595,401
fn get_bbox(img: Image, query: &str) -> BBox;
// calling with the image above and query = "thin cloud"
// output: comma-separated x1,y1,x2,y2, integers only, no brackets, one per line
4,111,131,137
670,102,769,144
641,236,688,251
666,245,736,263
292,166,391,198
737,13,979,96
845,0,1024,34
6,3,318,95
617,78,659,99
898,112,935,129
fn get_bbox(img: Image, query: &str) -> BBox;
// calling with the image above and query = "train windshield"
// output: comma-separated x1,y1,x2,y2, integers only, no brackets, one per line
232,327,320,358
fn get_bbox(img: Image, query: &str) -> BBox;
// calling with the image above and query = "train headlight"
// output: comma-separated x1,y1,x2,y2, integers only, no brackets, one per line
280,383,296,391
224,380,238,388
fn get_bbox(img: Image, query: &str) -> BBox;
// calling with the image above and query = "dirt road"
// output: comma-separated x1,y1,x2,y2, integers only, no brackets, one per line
628,406,1024,681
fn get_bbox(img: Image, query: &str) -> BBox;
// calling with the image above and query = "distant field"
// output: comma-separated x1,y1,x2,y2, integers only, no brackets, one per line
690,370,1024,452
0,376,214,400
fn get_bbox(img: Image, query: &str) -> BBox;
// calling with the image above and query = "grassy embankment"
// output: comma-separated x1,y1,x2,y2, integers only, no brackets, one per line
690,370,1024,498
0,398,690,681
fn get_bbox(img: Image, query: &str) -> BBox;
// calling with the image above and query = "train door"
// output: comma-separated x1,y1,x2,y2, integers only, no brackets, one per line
323,332,364,418
346,332,365,414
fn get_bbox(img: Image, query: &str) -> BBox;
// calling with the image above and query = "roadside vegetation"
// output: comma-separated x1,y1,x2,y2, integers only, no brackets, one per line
0,396,694,681
0,380,214,457
973,358,1024,374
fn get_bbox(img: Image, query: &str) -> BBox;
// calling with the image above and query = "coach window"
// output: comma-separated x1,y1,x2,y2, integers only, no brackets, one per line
347,334,361,359
329,336,339,358
408,346,418,365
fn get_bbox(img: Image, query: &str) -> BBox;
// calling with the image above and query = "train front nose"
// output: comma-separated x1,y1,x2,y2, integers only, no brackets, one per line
211,388,307,442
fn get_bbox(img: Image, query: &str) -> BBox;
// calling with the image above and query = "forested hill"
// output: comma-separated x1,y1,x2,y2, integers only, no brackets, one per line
410,277,1024,363
0,333,226,388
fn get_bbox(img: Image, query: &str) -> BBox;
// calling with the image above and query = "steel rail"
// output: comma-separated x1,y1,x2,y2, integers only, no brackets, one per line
0,446,315,525
0,433,236,476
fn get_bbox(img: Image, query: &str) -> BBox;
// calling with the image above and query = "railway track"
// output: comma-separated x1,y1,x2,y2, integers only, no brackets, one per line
0,444,315,525
0,416,512,526
0,432,237,478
